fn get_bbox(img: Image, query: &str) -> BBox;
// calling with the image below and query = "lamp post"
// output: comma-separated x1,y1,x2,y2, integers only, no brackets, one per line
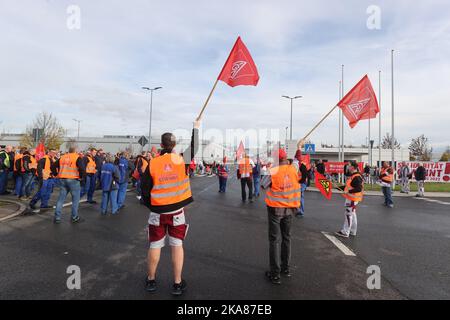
282,95,302,140
285,126,288,143
72,119,81,142
142,86,162,151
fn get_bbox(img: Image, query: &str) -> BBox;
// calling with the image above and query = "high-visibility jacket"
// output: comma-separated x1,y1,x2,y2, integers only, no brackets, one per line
238,157,253,177
140,157,149,174
149,153,192,208
20,155,32,173
14,154,23,172
0,151,10,169
86,155,97,174
380,167,394,184
29,156,38,174
265,164,301,208
42,155,53,180
218,164,229,178
58,153,80,179
343,172,364,202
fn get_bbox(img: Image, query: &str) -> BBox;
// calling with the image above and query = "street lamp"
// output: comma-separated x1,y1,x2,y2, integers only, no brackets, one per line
142,86,162,151
282,95,302,140
72,119,82,142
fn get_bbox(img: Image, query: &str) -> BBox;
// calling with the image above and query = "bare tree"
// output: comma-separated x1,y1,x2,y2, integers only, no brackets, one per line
20,112,66,150
409,134,433,161
439,146,450,161
381,133,401,150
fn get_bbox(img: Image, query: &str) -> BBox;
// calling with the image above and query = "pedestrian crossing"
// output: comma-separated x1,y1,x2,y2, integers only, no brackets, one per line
413,197,450,206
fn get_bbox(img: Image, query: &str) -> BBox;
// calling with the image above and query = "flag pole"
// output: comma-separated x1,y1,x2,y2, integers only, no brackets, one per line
298,104,339,147
196,79,219,121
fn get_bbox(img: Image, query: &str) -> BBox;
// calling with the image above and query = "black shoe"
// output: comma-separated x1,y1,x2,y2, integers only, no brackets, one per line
53,219,61,224
172,279,187,296
281,269,292,278
145,277,157,293
265,271,281,285
88,200,97,204
71,216,83,223
40,206,52,210
249,198,254,203
29,203,36,210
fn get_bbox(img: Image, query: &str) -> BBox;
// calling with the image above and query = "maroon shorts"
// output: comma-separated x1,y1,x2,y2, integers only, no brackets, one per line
147,209,188,248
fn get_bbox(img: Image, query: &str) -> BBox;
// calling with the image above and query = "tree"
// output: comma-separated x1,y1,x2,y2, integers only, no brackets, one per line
20,112,66,150
381,133,401,150
440,146,450,161
409,134,433,161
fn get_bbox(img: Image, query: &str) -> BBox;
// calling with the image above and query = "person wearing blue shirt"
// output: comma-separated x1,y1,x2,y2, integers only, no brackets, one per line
100,155,120,215
253,159,262,197
116,152,130,210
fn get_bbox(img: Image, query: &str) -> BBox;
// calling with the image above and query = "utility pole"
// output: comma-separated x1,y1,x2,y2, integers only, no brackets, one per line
142,86,162,151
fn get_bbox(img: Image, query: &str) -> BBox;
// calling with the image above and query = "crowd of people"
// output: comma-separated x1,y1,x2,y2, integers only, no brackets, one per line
0,139,430,295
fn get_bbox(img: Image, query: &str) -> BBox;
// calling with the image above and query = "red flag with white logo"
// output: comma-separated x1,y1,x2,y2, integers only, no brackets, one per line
337,75,379,128
315,172,332,200
35,143,45,161
217,37,260,87
236,141,245,160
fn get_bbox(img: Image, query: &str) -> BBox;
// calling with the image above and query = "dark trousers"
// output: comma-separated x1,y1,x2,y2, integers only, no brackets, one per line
218,176,227,192
240,177,253,201
267,207,292,276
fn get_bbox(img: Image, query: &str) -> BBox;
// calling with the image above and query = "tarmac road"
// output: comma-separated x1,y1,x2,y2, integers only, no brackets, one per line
1,175,449,300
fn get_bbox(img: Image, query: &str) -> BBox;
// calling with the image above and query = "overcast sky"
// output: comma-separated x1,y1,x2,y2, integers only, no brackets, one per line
1,0,449,151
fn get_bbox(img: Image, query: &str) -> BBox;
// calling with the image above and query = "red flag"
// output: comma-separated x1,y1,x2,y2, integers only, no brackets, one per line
337,75,379,128
315,172,332,200
217,36,260,87
236,141,245,160
35,143,45,161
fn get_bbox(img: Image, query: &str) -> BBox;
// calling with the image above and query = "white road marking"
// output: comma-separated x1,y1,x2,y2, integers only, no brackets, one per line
413,197,450,206
321,232,356,256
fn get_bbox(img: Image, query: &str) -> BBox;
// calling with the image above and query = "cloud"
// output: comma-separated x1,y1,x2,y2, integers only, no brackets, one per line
0,0,449,152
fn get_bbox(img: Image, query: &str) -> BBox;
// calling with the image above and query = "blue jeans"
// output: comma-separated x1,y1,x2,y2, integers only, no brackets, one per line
80,174,96,202
21,173,35,198
101,189,118,214
0,169,8,194
298,183,308,215
31,179,55,208
219,176,227,192
382,186,394,206
253,176,261,197
55,179,81,221
117,182,127,208
14,175,22,196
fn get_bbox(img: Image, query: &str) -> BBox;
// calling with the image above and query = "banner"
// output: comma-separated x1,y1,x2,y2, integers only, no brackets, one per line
397,162,450,182
324,162,364,174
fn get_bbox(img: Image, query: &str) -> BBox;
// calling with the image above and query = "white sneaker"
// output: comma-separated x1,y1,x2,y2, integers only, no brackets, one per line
335,231,349,238
136,196,142,200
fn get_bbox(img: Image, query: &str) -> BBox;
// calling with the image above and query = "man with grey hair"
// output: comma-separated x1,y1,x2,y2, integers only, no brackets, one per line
399,161,411,194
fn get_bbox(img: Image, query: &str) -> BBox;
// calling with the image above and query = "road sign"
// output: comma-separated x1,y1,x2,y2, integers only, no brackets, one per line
304,143,315,154
138,136,148,147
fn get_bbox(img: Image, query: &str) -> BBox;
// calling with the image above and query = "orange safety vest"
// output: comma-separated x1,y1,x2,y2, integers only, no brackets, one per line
149,153,192,206
238,157,253,176
343,172,364,202
265,164,301,208
86,155,97,174
380,167,393,183
58,153,80,179
42,155,53,180
14,154,23,172
141,157,149,173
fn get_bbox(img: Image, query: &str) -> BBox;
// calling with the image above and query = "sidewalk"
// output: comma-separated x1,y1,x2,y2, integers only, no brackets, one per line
0,199,27,221
308,187,450,198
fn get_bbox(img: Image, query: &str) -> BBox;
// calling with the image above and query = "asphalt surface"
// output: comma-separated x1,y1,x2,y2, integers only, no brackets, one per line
1,175,449,300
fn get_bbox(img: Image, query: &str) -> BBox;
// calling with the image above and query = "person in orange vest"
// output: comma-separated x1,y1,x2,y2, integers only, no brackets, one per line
261,149,301,284
29,149,57,211
13,148,25,196
335,161,364,238
53,146,86,224
19,149,37,201
134,151,149,202
141,132,194,296
237,153,255,203
80,148,98,204
217,157,229,193
379,161,394,208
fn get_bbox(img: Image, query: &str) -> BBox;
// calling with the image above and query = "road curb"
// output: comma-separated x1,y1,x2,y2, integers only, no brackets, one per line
307,187,450,198
0,200,27,222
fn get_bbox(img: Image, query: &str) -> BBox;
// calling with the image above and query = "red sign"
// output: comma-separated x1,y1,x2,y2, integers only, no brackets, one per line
397,162,450,183
324,162,364,174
